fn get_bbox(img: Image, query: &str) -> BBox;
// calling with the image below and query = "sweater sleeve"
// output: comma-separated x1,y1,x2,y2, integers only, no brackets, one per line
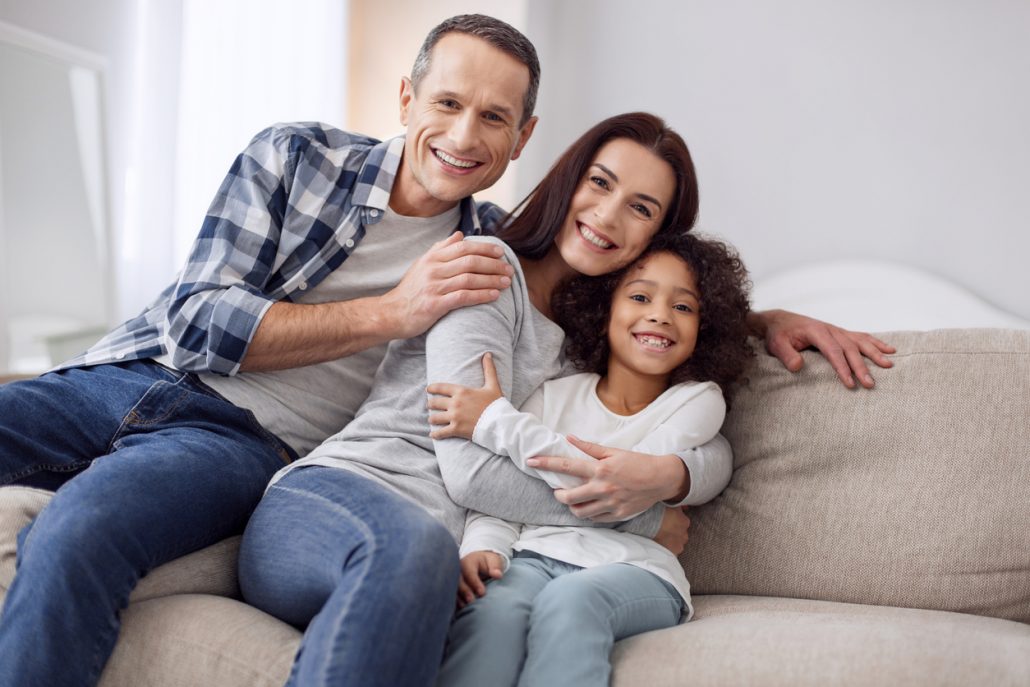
426,244,664,538
632,383,733,507
458,512,520,570
472,391,596,490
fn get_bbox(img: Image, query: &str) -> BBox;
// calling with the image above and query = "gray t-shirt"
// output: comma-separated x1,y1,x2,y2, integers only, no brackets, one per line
271,237,664,542
199,204,460,457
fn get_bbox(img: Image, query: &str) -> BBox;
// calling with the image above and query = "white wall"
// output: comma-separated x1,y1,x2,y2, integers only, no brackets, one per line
524,0,1030,321
0,0,183,321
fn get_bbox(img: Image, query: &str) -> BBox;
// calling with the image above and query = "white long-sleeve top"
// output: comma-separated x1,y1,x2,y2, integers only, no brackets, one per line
460,372,729,621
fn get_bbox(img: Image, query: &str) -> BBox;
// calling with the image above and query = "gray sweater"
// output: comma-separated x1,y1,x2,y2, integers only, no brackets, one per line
271,236,664,541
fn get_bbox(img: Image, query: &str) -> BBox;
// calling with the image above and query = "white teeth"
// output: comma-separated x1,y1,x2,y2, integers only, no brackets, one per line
579,225,613,249
435,149,477,168
636,334,672,349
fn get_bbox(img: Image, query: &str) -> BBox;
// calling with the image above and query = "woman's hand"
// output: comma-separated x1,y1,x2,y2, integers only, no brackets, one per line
457,550,506,608
527,436,689,522
749,309,895,388
654,506,691,555
428,353,503,440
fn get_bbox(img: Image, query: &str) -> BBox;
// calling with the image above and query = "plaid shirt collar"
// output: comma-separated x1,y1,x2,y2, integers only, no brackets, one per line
354,135,483,235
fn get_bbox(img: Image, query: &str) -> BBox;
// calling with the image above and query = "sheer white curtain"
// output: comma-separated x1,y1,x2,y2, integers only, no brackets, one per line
172,0,348,265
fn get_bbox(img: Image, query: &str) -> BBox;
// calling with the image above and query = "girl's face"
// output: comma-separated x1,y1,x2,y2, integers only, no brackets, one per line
606,251,701,381
553,138,676,277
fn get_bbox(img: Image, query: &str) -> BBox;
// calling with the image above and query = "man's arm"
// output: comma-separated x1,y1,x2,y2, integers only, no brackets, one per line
240,233,514,371
748,309,895,388
164,126,512,375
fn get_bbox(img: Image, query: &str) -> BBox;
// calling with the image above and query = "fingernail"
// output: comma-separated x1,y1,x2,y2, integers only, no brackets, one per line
863,375,874,386
526,458,540,467
500,276,511,286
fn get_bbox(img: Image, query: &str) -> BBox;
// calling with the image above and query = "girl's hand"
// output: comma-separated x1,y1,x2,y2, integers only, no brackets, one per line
457,550,506,608
427,353,503,440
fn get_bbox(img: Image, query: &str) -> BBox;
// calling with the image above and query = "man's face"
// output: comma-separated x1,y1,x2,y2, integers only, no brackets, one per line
393,32,537,217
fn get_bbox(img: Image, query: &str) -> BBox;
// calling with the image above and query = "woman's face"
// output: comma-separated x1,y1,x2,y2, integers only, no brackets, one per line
553,138,677,277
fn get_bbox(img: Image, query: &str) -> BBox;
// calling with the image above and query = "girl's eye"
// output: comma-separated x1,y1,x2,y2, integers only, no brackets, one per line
629,294,648,303
590,176,610,190
674,304,694,313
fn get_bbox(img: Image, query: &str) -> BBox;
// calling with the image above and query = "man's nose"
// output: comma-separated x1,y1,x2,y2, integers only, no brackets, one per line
448,111,478,152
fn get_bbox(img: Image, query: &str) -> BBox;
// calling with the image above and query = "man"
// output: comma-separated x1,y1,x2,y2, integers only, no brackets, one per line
0,13,891,687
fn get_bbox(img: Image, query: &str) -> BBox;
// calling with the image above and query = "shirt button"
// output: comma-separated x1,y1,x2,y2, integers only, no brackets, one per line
344,239,355,248
115,352,126,360
369,209,380,218
298,282,308,291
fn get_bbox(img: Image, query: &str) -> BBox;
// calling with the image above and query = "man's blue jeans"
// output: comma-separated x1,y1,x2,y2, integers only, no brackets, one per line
238,466,461,687
0,360,293,687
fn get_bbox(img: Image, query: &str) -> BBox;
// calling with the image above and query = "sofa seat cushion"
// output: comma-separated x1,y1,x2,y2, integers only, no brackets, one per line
0,485,240,607
611,594,1030,687
98,594,300,687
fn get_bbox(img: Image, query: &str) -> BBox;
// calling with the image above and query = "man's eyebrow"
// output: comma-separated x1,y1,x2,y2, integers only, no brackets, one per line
436,90,516,120
592,163,664,210
624,278,699,300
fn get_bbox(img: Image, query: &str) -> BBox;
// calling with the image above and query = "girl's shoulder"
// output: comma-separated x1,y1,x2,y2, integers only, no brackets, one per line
659,380,725,409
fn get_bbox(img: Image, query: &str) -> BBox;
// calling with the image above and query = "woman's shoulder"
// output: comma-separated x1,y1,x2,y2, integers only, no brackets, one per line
463,235,520,266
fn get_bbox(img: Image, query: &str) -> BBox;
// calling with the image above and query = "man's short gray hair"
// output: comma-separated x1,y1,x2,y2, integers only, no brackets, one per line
411,14,540,126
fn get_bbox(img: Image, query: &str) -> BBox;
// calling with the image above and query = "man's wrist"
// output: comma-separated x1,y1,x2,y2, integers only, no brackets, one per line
746,309,773,337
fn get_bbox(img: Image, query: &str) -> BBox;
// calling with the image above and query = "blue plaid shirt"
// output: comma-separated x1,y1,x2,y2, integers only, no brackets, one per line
63,123,508,375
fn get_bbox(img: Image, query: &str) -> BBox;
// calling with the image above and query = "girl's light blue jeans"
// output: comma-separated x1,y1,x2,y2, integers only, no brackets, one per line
436,550,685,687
238,465,461,687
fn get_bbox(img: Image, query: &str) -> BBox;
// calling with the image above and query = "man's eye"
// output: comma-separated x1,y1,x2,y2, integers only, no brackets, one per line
484,112,503,122
440,99,459,109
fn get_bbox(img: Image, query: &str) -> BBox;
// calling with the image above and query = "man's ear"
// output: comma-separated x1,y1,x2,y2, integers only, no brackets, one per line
510,116,538,161
399,76,414,126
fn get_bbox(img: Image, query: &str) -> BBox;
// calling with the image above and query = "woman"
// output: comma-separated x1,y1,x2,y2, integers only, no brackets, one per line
237,112,710,687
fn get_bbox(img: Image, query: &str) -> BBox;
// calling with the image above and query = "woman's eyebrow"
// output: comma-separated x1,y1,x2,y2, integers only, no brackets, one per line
592,163,663,210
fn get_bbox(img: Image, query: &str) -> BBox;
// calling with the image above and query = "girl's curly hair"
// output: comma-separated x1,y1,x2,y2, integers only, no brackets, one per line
552,231,755,404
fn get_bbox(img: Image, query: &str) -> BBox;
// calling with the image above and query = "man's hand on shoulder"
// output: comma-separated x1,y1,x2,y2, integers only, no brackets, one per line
382,232,515,339
749,309,895,389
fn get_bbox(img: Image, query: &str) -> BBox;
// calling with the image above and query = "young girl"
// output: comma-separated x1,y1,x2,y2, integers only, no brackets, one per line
428,231,753,687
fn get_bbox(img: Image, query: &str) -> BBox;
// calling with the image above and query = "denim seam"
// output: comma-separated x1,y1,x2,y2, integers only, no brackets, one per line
270,484,378,685
105,378,191,454
2,459,92,485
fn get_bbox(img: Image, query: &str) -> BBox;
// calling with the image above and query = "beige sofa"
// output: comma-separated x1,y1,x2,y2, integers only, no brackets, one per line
2,328,1028,686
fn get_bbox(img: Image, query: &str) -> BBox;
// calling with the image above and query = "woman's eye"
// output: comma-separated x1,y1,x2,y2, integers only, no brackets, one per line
590,176,610,190
632,203,653,219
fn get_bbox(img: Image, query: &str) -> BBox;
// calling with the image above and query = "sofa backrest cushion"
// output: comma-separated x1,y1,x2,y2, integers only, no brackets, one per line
681,328,1030,623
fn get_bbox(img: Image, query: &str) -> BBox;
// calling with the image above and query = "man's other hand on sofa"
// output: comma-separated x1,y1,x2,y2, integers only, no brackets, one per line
748,309,896,389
